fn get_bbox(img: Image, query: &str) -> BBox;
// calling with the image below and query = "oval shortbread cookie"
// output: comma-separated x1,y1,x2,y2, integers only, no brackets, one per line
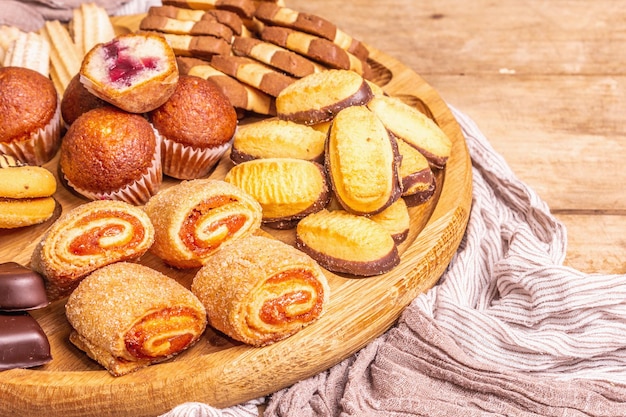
276,69,373,125
224,157,331,228
295,209,400,277
326,105,402,215
230,118,326,164
367,95,452,169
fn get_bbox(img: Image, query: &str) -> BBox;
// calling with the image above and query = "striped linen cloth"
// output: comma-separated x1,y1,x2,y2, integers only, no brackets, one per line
164,107,626,416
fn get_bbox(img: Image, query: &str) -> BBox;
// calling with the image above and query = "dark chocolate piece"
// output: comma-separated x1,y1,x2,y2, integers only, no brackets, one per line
0,262,49,311
0,312,52,371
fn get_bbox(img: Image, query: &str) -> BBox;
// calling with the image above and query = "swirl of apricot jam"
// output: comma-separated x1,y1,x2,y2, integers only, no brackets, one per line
259,270,324,325
180,196,247,255
69,211,145,256
125,307,202,359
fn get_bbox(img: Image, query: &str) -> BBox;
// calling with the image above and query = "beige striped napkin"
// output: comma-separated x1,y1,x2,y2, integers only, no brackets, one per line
164,107,626,416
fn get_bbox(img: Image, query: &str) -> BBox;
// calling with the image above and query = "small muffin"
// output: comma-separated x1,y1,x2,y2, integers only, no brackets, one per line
79,33,179,114
59,107,162,205
148,75,238,179
61,74,111,127
0,67,62,165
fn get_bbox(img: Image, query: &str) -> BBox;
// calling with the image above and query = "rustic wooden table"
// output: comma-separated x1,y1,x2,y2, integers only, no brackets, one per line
289,0,626,275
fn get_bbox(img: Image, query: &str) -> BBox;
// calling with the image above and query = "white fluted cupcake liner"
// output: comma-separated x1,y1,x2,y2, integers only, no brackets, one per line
64,135,162,206
0,99,62,166
159,130,232,180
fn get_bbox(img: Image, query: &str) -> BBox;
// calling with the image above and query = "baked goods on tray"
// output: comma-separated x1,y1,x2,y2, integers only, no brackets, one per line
191,234,330,346
30,199,155,301
65,262,207,376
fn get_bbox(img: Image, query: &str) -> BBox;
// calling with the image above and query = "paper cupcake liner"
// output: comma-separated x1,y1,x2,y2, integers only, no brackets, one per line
0,99,62,166
64,134,163,206
159,131,232,180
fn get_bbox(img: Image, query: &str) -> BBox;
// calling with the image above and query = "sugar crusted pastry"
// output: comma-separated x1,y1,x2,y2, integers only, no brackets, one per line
144,179,263,268
31,200,155,301
65,262,207,376
191,234,330,347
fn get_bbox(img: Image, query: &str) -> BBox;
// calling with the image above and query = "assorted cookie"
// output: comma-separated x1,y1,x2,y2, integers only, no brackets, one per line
0,154,58,229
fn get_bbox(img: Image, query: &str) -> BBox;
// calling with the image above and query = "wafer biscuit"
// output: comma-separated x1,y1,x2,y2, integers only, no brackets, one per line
162,0,256,19
2,31,50,76
140,15,233,40
70,3,116,56
254,3,368,60
177,57,276,115
40,20,82,95
260,26,367,76
232,36,324,77
210,54,296,97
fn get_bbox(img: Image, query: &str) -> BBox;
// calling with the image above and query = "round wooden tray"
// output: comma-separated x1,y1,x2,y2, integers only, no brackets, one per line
0,15,472,417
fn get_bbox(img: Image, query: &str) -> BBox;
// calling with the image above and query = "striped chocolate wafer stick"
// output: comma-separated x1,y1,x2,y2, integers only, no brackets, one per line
140,15,234,41
148,5,249,36
177,57,276,115
254,3,369,60
260,26,368,76
145,31,231,59
210,55,296,97
162,0,255,19
231,36,325,77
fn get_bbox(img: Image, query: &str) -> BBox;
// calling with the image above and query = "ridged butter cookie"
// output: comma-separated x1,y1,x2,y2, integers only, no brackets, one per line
224,157,331,229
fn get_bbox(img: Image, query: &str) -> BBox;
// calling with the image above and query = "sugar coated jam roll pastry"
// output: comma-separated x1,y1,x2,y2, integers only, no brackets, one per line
296,209,401,277
79,32,179,113
191,235,330,347
65,262,207,376
275,69,373,125
224,158,331,229
144,179,263,268
31,200,155,301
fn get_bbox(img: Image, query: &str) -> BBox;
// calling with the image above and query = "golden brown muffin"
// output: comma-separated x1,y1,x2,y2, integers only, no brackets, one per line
61,73,111,127
79,33,179,114
59,107,162,205
0,66,62,165
148,75,238,179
